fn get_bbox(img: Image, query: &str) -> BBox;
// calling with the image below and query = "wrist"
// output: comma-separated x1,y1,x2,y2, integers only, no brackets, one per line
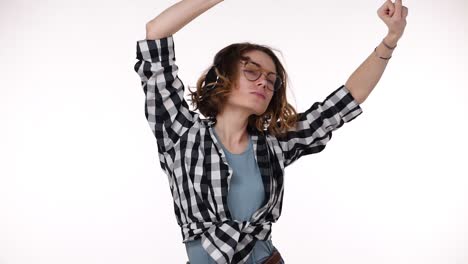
384,34,399,47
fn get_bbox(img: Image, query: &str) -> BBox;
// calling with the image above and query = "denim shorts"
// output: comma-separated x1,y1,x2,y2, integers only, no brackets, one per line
185,246,285,264
254,246,285,264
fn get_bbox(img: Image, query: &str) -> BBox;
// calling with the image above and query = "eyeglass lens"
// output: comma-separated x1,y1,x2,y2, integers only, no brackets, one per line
243,62,281,90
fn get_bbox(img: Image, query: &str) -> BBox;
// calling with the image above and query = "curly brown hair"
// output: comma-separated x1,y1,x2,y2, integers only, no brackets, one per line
188,42,298,137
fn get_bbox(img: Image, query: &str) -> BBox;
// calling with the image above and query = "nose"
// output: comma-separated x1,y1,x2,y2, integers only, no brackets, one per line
256,74,268,88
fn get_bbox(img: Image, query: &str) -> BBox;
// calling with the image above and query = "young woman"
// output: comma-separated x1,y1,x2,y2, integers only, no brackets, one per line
134,0,408,263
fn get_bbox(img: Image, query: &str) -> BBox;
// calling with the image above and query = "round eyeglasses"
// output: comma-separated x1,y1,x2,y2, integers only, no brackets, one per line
241,60,282,92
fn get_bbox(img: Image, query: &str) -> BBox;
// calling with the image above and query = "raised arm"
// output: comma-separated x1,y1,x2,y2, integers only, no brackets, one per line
134,0,224,154
276,85,363,168
146,0,224,40
345,0,408,103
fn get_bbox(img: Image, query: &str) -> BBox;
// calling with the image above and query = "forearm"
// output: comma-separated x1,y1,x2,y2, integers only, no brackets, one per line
345,34,399,104
146,0,224,40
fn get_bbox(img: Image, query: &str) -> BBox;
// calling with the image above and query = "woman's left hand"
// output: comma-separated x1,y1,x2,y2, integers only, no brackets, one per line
377,0,408,41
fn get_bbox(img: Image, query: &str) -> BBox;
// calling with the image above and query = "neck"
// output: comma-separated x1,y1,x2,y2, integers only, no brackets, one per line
214,106,251,146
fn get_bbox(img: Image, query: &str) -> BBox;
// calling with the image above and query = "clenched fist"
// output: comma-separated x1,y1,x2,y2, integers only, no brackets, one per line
378,0,408,41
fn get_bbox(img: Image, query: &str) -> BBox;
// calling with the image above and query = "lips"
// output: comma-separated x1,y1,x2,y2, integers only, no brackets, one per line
251,92,266,100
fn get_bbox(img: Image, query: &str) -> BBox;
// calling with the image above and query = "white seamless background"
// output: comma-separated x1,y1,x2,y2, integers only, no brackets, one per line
1,0,467,263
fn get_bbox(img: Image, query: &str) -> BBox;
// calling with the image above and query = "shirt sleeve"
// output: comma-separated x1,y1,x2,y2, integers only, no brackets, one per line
277,84,363,167
134,35,199,153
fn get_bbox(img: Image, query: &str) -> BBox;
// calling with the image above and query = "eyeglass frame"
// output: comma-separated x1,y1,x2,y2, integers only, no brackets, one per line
239,59,283,92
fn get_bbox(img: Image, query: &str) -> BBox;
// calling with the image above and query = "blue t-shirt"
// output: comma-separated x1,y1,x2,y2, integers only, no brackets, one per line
184,130,275,264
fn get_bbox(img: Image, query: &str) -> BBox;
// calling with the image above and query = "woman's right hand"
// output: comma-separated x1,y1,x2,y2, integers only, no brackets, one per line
146,0,224,40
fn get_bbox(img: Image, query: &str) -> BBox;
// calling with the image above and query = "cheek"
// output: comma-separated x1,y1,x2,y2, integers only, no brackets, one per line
236,79,251,91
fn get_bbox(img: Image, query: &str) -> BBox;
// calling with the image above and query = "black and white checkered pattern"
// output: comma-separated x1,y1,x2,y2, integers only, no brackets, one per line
134,35,363,264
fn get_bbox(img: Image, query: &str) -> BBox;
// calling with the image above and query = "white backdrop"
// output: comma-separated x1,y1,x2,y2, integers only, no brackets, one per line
1,0,467,263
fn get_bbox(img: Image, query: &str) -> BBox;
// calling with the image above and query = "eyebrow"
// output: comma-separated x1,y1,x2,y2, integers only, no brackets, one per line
245,58,276,75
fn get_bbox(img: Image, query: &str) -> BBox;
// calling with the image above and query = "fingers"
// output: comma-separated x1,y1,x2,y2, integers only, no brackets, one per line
386,0,395,17
394,0,402,19
383,0,407,20
402,6,408,19
378,0,393,18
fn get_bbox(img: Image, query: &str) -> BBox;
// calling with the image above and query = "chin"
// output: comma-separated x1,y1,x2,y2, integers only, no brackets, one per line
242,102,268,116
252,108,267,116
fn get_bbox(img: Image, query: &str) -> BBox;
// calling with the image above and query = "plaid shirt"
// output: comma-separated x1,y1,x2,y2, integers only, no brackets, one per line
134,35,363,264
